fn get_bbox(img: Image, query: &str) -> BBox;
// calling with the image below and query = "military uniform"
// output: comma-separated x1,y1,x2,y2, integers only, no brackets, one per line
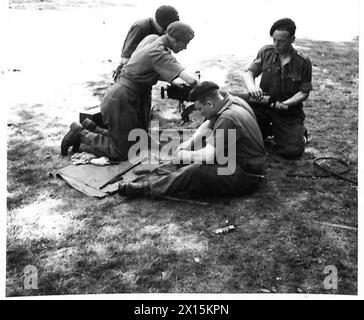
112,6,179,81
78,34,185,160
248,45,312,158
148,93,266,197
120,4,179,60
120,18,160,61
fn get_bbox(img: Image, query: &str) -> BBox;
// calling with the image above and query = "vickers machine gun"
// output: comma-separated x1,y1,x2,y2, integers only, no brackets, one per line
160,71,201,124
230,91,275,107
160,84,197,124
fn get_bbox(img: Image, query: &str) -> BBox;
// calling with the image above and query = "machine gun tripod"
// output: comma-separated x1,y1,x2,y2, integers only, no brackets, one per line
160,71,200,124
160,83,197,124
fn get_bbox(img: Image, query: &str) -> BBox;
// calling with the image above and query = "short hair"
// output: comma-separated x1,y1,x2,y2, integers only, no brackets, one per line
199,89,220,104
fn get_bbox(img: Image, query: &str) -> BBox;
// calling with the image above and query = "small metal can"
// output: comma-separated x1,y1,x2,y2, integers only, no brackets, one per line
213,225,235,234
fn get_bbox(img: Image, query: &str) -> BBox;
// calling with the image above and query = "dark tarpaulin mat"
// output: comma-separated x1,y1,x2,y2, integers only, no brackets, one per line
55,145,180,198
55,157,161,198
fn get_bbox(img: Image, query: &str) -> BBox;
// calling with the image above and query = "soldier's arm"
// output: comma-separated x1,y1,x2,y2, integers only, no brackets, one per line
275,91,310,110
243,48,267,100
175,142,215,164
242,70,263,100
283,91,310,105
172,69,198,87
176,119,212,152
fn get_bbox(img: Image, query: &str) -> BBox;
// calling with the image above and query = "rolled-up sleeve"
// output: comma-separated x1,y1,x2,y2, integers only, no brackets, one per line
149,48,184,83
299,58,313,92
247,48,264,77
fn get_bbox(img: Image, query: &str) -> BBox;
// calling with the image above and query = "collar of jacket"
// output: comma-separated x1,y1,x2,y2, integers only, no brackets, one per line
216,93,234,115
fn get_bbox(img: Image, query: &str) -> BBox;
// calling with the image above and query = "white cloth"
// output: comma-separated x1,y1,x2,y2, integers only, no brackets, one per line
70,152,110,166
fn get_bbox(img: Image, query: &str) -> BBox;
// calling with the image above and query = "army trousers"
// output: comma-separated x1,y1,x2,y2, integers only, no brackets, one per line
148,163,264,198
78,79,151,161
251,105,306,159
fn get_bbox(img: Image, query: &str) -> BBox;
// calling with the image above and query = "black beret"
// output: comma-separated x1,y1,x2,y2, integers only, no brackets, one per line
155,5,179,30
188,81,219,102
270,18,296,36
167,21,194,43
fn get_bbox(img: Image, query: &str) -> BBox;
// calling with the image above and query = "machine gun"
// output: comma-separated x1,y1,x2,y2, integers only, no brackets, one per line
160,84,197,124
160,71,201,124
229,91,275,107
160,75,276,124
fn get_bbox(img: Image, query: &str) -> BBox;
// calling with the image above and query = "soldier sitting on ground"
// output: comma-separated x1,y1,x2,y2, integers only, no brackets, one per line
118,81,266,198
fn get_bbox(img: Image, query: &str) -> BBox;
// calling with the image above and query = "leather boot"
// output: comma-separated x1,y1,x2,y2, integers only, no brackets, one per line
118,181,150,196
61,122,83,156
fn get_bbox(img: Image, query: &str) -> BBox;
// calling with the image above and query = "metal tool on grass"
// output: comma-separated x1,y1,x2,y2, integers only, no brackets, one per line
99,157,145,189
213,225,236,234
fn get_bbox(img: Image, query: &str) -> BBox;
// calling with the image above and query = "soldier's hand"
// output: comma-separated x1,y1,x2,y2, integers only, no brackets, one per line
248,87,263,100
274,102,289,110
176,139,192,153
175,149,193,163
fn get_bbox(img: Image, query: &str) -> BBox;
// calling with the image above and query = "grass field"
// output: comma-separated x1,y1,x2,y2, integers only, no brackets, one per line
6,2,358,296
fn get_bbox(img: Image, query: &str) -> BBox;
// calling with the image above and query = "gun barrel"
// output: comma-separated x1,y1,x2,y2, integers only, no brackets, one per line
247,95,272,106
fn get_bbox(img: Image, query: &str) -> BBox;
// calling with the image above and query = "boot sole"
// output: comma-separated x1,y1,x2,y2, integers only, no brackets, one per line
61,123,82,156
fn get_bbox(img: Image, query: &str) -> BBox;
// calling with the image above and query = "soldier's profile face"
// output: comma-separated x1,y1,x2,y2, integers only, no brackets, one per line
195,100,213,119
272,30,293,54
172,40,188,53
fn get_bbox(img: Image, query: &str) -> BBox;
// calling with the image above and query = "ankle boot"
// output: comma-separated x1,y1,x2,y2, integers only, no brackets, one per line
61,122,83,156
118,181,150,196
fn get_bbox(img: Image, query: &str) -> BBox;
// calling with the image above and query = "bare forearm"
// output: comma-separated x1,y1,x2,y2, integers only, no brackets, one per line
177,120,212,151
176,144,215,163
190,120,212,143
274,91,310,110
282,91,310,106
243,70,263,99
242,71,256,89
174,69,198,86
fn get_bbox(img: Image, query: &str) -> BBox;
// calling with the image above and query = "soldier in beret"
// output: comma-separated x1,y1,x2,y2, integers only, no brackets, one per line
118,81,266,197
112,5,180,81
242,18,312,159
61,21,198,160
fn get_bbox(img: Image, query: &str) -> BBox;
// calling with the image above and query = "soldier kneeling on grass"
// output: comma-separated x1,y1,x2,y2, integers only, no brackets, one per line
118,81,266,198
60,21,198,161
242,18,313,159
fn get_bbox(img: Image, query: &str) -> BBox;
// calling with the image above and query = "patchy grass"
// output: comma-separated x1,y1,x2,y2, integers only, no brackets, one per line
7,36,358,295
